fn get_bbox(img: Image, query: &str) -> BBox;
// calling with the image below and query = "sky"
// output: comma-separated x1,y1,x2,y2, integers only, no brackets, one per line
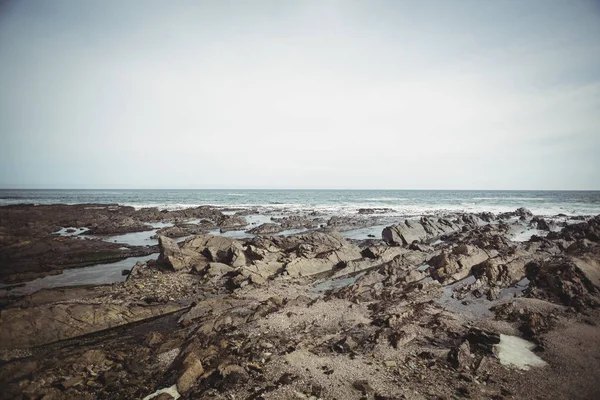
0,0,599,190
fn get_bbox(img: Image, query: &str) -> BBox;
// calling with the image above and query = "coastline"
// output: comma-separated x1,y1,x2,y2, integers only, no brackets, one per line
0,202,599,399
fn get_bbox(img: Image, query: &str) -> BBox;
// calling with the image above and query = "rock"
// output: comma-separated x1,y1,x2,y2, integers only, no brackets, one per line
526,258,600,309
382,220,428,245
409,242,433,252
248,273,266,285
332,336,357,353
158,235,208,271
81,349,106,365
358,208,393,214
284,231,362,277
201,262,235,278
363,246,406,262
247,223,284,235
217,362,249,382
243,261,284,278
121,269,130,276
448,340,471,370
176,351,204,393
285,258,341,277
548,215,600,242
384,360,397,367
87,216,154,235
499,207,533,220
154,393,175,400
389,330,417,348
352,380,374,394
429,245,494,283
146,332,164,347
487,286,500,300
466,328,500,354
59,376,84,390
218,215,248,231
0,302,183,348
471,253,529,287
382,217,460,245
183,234,246,267
531,216,552,231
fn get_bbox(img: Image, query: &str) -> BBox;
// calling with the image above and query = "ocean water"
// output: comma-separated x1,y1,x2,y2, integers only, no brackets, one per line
1,189,600,216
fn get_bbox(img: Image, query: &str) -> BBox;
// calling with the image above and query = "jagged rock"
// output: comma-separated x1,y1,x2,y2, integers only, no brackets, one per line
201,262,235,278
332,336,358,353
158,236,208,271
499,207,533,220
176,351,204,393
243,261,284,278
382,217,460,245
429,245,494,283
247,223,283,235
547,216,600,242
526,258,600,309
285,231,362,277
218,215,248,232
466,328,500,354
531,217,552,231
271,215,322,230
448,340,471,370
409,242,434,252
357,208,393,214
363,246,406,262
335,258,382,276
382,220,428,245
183,234,246,267
471,252,530,287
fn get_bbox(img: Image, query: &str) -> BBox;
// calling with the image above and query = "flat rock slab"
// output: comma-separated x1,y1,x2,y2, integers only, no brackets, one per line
0,302,183,349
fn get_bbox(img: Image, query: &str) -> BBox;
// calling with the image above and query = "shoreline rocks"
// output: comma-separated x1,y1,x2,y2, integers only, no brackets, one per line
1,205,599,399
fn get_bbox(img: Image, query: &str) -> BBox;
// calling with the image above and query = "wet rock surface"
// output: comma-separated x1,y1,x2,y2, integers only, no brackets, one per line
0,205,599,399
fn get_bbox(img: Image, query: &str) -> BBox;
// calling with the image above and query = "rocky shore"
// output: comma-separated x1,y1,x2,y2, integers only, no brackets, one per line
1,204,599,399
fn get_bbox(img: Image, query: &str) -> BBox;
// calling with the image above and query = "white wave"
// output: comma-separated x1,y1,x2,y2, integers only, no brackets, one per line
502,197,547,201
363,197,408,201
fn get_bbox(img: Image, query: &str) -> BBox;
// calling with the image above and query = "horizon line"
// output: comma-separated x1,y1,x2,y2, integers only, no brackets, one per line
1,187,600,192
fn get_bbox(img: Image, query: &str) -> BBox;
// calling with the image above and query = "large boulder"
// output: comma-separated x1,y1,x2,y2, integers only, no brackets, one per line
158,236,208,271
382,217,460,245
183,234,246,267
429,245,495,283
284,231,362,277
382,220,428,245
471,252,531,287
526,257,600,309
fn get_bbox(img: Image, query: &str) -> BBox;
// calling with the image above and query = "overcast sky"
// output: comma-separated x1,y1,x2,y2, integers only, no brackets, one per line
0,0,599,190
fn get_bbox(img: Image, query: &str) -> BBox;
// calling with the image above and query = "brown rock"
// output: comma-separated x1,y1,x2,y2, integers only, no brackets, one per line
158,235,207,271
176,352,204,393
448,340,471,370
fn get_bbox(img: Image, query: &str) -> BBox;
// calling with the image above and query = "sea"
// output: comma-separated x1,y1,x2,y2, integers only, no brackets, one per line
1,189,600,217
